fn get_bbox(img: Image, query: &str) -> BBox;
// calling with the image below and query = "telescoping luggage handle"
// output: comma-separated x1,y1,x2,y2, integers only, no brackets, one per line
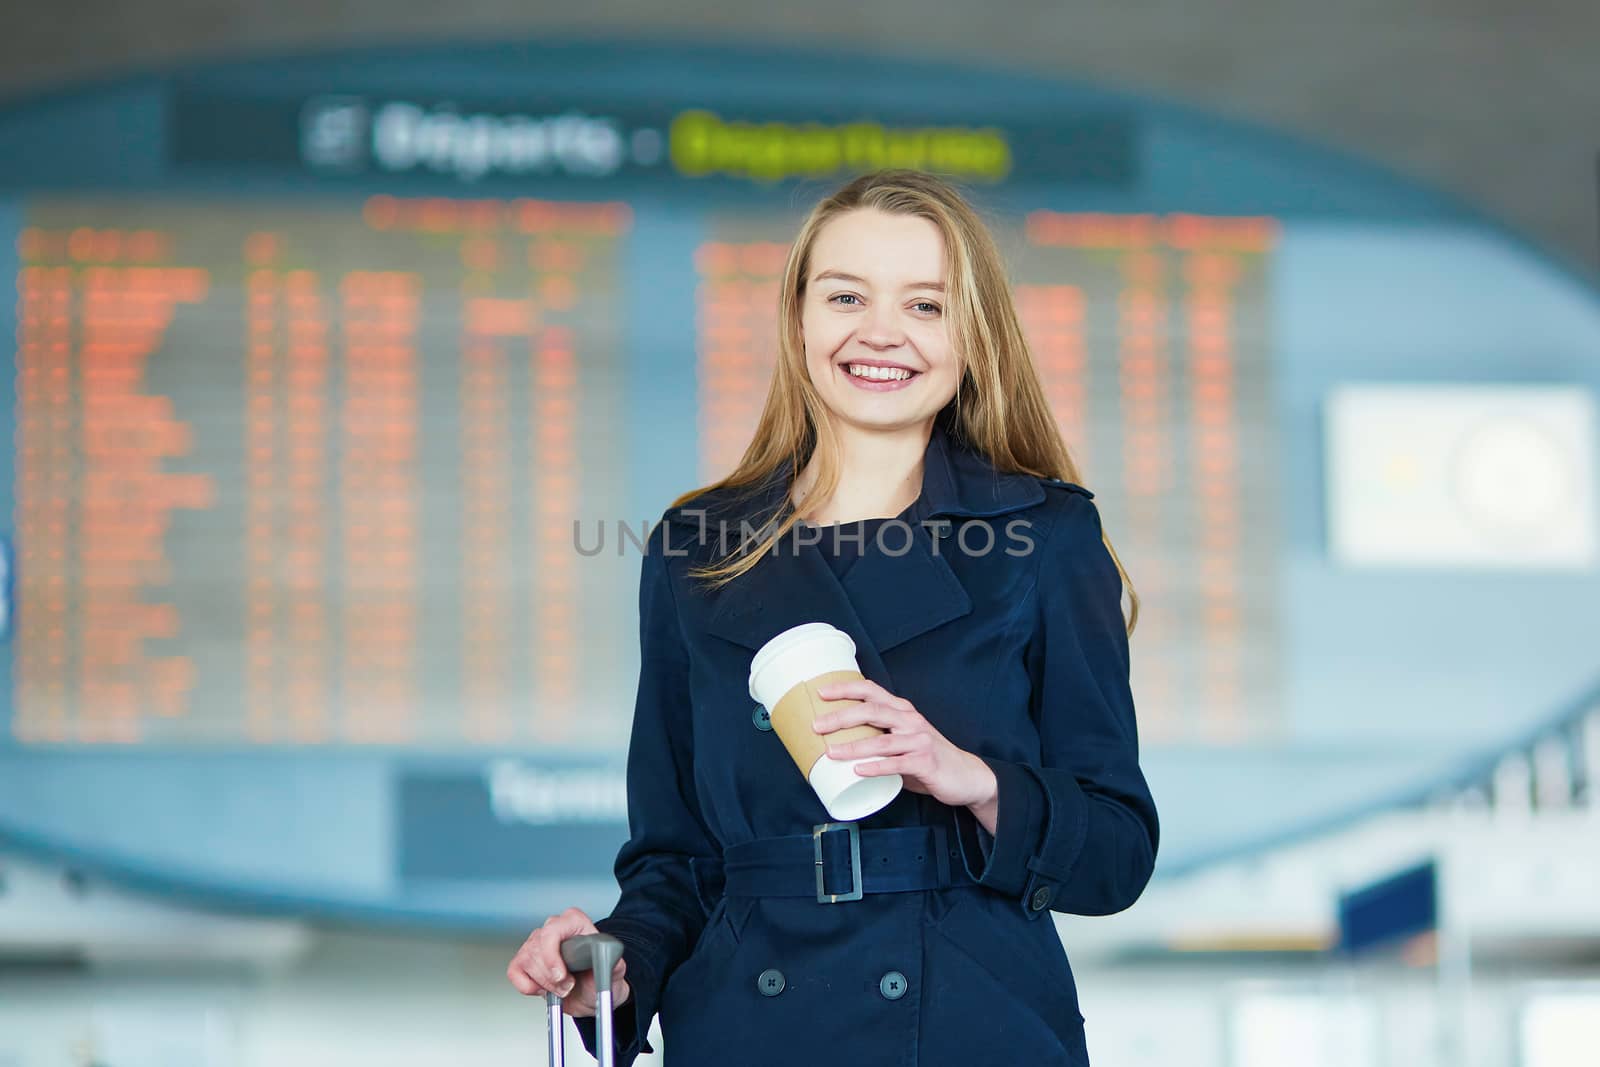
545,932,625,1066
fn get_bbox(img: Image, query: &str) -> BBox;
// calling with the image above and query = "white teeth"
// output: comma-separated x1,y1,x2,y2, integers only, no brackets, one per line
846,363,914,381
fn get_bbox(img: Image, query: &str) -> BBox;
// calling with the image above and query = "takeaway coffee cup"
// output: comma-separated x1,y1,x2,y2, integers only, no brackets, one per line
748,622,903,822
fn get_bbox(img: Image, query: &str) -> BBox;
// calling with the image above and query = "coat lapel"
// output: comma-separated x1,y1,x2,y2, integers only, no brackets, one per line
700,420,1044,694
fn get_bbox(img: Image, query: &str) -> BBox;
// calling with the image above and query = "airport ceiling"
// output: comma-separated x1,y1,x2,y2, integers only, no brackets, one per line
0,0,1596,278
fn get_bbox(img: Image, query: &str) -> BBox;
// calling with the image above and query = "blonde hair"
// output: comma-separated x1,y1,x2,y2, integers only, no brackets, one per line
670,168,1139,637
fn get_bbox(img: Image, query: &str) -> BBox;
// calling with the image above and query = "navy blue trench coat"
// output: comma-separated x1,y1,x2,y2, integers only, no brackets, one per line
576,419,1159,1065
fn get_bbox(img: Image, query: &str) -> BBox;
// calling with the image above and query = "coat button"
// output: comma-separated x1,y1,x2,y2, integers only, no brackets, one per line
757,968,785,996
879,971,908,1000
752,704,773,731
1030,885,1054,912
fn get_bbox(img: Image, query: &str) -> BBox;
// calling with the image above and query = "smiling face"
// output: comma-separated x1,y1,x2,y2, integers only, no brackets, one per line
800,207,962,434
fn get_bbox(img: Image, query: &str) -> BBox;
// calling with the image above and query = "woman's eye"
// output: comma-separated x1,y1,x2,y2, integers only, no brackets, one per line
828,294,862,306
913,301,942,315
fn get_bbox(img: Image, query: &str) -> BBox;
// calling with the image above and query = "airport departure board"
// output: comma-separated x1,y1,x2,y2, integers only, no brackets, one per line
4,42,1592,922
10,196,1278,749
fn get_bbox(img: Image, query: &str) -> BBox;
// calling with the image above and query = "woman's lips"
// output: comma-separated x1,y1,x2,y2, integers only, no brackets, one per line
840,363,920,391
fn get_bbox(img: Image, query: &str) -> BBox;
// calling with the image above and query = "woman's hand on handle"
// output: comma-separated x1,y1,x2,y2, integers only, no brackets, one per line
505,906,631,1017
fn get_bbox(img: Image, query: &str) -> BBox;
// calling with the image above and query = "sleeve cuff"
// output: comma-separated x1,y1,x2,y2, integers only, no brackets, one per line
950,755,1048,899
572,993,651,1065
949,755,1101,921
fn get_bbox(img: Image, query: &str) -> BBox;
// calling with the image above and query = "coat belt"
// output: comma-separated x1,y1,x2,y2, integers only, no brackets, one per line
691,824,976,906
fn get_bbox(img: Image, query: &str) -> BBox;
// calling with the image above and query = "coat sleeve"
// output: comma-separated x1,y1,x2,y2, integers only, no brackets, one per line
573,514,718,1064
949,488,1160,920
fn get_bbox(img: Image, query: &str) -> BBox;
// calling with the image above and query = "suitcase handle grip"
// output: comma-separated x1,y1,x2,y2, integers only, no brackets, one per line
559,932,624,978
544,933,625,1065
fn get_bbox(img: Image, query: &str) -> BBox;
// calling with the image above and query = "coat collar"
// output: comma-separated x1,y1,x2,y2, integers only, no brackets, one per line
698,419,1044,696
909,417,1048,524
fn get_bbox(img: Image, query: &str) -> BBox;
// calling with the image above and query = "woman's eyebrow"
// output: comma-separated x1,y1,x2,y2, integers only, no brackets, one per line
812,269,946,292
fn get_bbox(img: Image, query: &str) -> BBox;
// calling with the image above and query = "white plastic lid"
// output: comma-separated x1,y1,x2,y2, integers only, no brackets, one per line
747,622,857,705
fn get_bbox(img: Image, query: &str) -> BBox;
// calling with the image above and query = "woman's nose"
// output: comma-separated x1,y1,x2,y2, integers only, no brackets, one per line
858,304,906,348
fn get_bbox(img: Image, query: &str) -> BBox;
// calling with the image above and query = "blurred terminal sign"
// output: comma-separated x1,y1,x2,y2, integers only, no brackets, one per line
1336,858,1439,955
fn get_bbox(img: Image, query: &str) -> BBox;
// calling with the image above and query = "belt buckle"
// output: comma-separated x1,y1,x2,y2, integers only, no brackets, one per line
812,822,863,904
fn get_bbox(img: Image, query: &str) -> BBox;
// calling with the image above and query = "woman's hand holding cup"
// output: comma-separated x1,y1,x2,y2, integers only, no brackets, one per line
811,676,999,811
748,622,905,822
505,906,630,1017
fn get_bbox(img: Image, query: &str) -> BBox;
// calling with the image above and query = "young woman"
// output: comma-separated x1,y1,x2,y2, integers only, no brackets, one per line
507,168,1159,1066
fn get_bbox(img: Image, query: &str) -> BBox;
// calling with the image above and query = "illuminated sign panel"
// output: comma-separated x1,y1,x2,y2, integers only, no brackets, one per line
169,89,1138,187
8,197,1277,748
